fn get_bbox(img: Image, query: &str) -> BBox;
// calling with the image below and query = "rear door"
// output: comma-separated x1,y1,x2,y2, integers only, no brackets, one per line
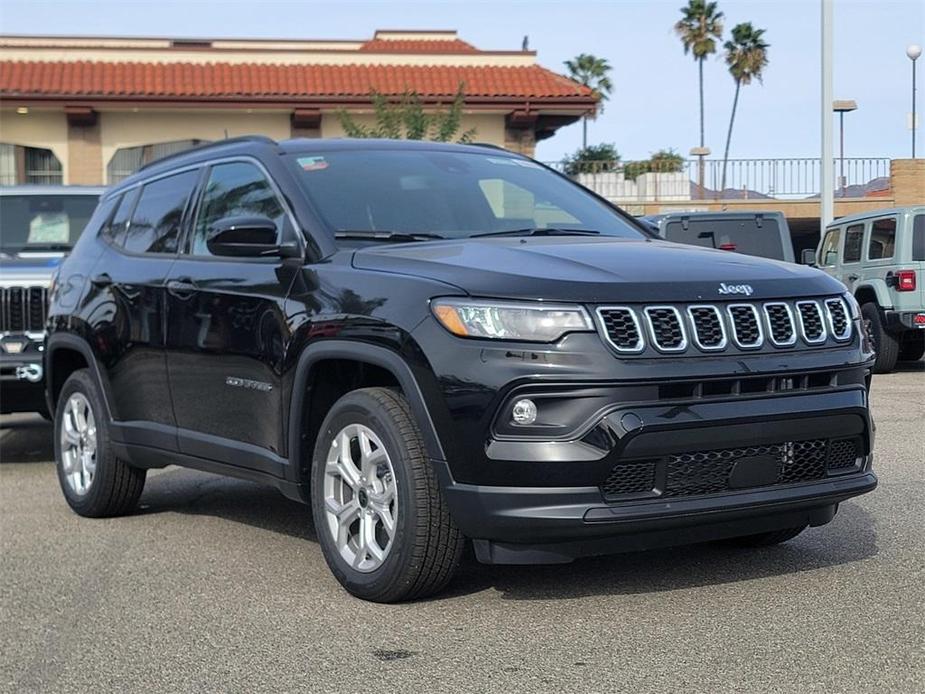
165,159,298,473
90,168,199,446
862,215,899,306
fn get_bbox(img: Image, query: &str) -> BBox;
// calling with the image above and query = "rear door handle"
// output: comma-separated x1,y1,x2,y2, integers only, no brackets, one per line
90,272,112,288
847,274,859,281
166,277,197,300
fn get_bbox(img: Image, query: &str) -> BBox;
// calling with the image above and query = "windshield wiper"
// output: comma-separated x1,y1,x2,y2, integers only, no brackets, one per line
334,231,445,243
471,227,601,238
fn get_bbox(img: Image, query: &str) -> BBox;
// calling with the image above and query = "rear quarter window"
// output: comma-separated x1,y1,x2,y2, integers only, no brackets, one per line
913,214,925,262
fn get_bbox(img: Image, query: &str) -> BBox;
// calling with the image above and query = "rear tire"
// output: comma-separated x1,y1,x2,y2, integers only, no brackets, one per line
727,526,806,547
54,369,146,517
862,302,899,374
310,387,463,602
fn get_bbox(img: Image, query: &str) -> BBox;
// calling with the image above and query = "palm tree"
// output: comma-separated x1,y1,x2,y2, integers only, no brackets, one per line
674,1,724,153
719,22,769,195
564,54,613,148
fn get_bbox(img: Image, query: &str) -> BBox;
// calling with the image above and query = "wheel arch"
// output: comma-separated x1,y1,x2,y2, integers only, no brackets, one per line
853,280,890,310
287,341,447,486
45,333,115,421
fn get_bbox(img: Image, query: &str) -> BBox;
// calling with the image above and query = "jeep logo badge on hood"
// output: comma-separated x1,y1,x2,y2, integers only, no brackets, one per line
718,283,754,296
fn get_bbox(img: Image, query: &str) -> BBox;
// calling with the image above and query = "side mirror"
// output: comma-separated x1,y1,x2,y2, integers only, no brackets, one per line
801,248,817,265
206,216,301,259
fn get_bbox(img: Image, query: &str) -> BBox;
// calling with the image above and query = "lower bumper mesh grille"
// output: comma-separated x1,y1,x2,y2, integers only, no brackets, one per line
601,437,863,500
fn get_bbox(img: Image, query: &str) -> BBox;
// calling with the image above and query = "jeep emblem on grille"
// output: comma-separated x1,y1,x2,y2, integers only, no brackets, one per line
718,282,754,296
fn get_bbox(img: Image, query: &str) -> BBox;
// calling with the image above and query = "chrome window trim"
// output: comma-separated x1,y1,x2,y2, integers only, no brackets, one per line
763,301,797,347
795,300,828,345
595,306,645,353
644,305,688,353
824,297,853,341
686,304,727,351
725,303,764,349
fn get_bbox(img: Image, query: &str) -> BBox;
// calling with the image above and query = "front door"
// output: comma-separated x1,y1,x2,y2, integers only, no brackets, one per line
165,160,297,473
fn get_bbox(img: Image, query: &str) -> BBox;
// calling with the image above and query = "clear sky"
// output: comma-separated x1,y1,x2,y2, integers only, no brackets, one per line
0,0,922,163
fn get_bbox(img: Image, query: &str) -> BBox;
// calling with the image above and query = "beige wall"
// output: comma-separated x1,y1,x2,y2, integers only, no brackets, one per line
0,108,70,182
319,111,505,144
100,109,292,183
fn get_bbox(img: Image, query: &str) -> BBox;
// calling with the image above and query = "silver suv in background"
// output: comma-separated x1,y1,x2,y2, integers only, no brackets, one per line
0,185,104,415
817,206,925,373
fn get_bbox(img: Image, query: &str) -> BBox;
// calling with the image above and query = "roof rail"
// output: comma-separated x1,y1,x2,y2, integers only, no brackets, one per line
470,142,509,152
137,135,277,172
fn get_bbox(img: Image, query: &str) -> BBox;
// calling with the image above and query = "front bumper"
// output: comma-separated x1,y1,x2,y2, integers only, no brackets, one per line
438,385,876,563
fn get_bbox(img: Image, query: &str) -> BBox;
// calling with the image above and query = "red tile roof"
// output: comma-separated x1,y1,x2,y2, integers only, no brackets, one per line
359,38,478,53
0,60,594,103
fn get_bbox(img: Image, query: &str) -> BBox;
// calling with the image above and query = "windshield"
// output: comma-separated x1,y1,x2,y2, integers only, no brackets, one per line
287,149,646,242
663,218,786,260
0,193,100,256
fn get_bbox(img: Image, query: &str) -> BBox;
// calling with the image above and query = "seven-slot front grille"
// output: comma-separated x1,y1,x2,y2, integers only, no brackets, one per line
727,304,763,348
596,296,852,356
824,298,851,341
688,305,726,350
601,437,864,500
596,307,644,352
1,286,48,333
644,306,687,352
764,302,796,346
796,301,826,344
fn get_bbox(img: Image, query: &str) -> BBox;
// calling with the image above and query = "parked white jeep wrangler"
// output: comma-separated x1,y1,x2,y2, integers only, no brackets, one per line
815,206,925,373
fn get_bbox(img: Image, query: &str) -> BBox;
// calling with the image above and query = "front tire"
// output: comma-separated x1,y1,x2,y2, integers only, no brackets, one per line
311,387,463,602
54,369,146,517
862,302,899,374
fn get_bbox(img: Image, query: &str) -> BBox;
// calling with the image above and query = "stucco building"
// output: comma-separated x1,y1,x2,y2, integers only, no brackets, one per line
0,30,597,186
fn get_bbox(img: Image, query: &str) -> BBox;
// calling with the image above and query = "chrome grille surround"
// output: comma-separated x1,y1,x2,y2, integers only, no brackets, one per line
687,305,727,351
643,305,688,353
595,306,645,353
823,297,852,341
795,300,827,345
726,303,764,349
763,302,797,347
595,296,852,356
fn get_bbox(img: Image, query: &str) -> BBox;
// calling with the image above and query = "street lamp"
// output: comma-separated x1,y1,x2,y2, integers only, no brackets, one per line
908,44,922,158
833,99,857,194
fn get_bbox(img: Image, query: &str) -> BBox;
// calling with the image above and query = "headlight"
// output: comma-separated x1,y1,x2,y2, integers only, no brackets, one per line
431,298,593,342
842,292,861,319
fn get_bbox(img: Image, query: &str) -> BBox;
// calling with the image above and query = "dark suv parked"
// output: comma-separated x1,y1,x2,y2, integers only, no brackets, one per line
46,137,877,602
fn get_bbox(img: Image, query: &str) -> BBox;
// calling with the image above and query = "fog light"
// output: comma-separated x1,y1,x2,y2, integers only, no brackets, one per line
511,398,537,425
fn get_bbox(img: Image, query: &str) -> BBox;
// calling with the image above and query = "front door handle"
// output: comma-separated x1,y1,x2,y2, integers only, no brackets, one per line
91,272,112,288
847,274,860,281
166,277,197,300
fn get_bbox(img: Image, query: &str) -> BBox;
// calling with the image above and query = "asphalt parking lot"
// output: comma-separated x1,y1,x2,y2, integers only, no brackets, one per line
1,363,923,694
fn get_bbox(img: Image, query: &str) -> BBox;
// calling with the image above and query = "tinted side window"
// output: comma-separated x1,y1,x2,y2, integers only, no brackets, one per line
82,196,119,239
190,162,284,256
843,224,864,263
820,229,840,266
912,214,925,262
867,217,896,260
122,170,199,254
103,188,139,246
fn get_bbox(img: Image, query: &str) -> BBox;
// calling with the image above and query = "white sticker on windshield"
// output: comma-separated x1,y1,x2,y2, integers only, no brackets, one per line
298,156,329,171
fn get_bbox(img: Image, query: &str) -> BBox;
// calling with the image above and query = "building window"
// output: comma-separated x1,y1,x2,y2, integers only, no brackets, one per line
107,140,210,184
0,143,64,185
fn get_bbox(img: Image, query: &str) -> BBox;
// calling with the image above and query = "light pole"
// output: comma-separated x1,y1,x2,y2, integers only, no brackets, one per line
833,100,857,195
908,44,922,158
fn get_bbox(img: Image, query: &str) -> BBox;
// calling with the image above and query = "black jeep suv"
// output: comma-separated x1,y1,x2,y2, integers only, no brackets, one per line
46,137,877,602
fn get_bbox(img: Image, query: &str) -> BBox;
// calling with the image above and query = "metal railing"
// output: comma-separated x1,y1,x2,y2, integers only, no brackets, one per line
545,157,892,202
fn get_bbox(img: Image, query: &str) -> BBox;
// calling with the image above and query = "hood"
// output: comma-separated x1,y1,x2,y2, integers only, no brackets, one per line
0,254,63,285
352,237,844,303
